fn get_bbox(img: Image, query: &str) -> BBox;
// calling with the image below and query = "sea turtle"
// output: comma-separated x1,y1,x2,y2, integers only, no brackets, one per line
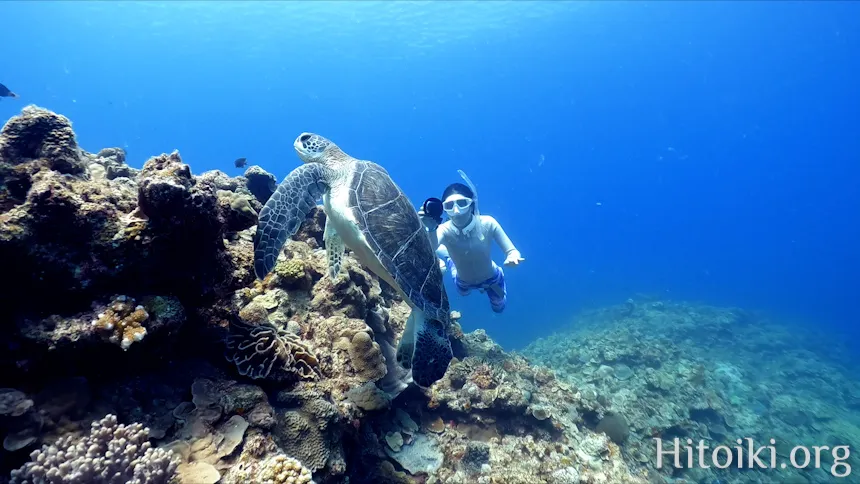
253,132,453,388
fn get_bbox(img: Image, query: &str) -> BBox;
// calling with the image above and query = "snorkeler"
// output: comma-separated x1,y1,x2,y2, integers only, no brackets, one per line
419,171,524,313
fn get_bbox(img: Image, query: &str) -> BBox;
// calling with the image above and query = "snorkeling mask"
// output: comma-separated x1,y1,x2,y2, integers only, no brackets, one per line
442,197,473,212
447,170,484,240
421,197,443,225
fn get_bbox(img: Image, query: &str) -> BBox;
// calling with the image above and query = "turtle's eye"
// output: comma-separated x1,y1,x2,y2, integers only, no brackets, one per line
300,134,311,143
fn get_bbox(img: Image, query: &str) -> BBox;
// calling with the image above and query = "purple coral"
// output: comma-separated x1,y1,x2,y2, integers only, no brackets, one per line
9,414,179,484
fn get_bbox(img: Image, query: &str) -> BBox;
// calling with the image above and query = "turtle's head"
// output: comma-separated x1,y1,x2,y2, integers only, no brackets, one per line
294,133,335,164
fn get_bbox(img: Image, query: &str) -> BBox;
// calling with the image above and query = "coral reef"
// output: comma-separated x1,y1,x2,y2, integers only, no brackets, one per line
524,297,860,484
0,106,652,484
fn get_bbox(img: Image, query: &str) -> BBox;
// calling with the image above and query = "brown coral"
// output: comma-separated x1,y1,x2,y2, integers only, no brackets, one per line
225,320,319,381
347,330,387,382
238,302,270,325
91,295,149,350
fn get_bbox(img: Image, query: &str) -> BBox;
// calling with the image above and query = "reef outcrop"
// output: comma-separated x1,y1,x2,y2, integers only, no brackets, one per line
0,106,648,484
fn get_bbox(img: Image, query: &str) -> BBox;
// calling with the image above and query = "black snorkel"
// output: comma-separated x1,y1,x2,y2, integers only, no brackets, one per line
421,197,444,225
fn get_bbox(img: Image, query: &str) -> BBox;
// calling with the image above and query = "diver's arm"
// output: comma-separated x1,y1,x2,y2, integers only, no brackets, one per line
418,205,441,249
435,238,450,272
427,224,441,250
485,216,516,254
485,216,525,266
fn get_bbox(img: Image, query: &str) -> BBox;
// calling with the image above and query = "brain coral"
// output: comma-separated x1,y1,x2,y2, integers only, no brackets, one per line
0,105,85,175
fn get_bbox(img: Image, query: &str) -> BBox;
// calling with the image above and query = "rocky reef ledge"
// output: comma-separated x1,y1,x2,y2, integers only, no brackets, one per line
0,106,647,484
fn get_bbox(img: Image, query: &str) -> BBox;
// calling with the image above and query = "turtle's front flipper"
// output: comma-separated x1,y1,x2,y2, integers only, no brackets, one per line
411,317,453,388
323,218,345,279
254,163,329,279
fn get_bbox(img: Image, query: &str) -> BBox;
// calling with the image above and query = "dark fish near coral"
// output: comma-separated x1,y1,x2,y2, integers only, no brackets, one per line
0,82,18,99
234,157,247,168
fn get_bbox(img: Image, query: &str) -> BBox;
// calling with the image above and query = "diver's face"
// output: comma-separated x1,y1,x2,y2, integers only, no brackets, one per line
443,194,473,225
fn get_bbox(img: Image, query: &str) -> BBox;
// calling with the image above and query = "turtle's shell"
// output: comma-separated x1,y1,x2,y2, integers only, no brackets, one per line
348,161,450,323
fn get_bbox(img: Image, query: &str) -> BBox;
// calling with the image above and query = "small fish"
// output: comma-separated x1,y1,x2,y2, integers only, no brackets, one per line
0,82,19,99
234,157,247,168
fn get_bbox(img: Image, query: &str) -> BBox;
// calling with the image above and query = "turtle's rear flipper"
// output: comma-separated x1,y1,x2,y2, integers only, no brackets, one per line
411,317,453,388
395,310,419,370
254,163,329,279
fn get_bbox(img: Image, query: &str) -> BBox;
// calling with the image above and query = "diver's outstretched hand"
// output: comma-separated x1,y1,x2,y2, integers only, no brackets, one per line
504,250,525,267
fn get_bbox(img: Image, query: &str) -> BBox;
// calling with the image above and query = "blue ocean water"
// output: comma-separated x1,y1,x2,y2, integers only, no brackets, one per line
2,1,857,351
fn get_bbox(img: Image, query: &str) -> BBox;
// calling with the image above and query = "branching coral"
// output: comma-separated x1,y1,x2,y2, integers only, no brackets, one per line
9,414,179,484
224,320,319,381
91,295,149,350
258,454,313,484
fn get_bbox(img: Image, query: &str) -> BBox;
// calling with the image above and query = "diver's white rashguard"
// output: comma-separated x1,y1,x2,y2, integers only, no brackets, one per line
429,215,518,285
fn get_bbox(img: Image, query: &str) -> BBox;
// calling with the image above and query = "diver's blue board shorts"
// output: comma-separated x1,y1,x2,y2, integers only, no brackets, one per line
445,258,507,313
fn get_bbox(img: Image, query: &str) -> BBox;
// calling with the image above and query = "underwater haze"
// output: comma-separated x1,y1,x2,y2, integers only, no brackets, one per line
1,0,858,350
